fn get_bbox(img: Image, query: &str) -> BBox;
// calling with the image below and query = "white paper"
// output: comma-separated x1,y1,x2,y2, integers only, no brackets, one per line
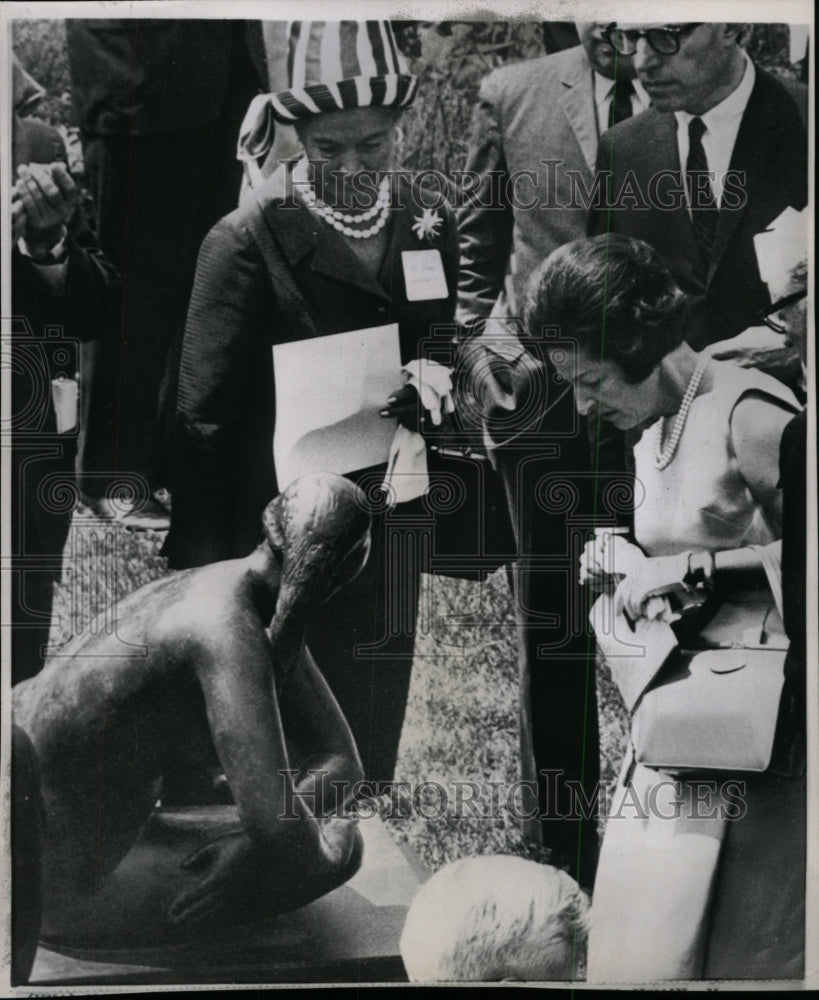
273,323,401,489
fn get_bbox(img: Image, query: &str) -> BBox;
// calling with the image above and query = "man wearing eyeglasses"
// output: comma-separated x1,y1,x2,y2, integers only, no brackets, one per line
455,23,650,891
589,22,807,377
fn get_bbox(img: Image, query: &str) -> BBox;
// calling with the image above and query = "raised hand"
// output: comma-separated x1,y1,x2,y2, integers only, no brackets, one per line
15,162,77,255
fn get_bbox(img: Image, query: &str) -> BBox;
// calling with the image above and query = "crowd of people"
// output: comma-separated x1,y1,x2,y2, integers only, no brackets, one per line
9,16,810,985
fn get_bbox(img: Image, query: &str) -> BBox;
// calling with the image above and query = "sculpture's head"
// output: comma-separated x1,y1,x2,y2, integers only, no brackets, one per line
263,473,371,611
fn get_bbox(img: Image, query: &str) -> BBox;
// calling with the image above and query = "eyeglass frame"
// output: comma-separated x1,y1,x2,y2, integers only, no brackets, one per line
757,288,808,334
603,22,704,56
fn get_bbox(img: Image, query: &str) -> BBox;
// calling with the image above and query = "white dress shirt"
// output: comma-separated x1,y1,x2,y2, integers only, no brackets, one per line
594,72,651,136
674,52,756,209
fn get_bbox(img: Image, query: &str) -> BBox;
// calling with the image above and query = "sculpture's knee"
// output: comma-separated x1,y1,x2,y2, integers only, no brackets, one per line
11,726,43,984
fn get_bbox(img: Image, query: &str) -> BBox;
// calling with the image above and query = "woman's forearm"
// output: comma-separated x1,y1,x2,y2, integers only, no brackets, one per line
687,541,780,591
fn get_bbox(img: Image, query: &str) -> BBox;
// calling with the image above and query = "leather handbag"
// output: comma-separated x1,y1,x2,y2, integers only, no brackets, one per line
631,643,788,773
423,444,516,581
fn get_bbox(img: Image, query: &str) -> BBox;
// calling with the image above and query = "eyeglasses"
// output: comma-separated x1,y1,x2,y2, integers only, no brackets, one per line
604,23,704,56
758,289,808,334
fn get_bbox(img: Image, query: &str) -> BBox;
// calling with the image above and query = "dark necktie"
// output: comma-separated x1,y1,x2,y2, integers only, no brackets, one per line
608,79,634,128
686,116,719,262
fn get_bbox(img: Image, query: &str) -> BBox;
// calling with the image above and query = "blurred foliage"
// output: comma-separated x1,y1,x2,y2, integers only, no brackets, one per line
395,21,545,176
12,16,801,169
11,18,73,127
747,22,797,70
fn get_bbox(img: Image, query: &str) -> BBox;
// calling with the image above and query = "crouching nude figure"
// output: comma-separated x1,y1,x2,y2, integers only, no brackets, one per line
13,473,371,950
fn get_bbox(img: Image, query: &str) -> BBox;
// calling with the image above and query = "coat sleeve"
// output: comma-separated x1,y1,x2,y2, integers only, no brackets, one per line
60,226,121,342
456,73,514,327
166,216,276,568
14,119,120,343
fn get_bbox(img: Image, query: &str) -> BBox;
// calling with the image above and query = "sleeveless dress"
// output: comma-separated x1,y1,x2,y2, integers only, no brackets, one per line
587,362,804,983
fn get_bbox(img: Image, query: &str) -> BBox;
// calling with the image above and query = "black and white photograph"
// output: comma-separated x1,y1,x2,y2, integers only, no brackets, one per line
1,0,815,990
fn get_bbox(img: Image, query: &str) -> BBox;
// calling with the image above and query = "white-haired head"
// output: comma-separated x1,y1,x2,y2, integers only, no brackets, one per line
400,855,590,982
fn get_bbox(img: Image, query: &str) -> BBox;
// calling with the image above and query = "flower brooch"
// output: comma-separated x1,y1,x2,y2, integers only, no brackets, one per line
411,208,443,241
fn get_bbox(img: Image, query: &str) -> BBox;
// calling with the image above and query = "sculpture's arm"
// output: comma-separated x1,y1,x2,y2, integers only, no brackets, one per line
278,644,364,817
168,629,361,927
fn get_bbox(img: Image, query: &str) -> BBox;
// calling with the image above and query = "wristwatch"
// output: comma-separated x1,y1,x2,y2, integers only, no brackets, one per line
683,550,715,593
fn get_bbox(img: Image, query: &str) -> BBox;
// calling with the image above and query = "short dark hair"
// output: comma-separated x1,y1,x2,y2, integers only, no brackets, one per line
525,234,689,383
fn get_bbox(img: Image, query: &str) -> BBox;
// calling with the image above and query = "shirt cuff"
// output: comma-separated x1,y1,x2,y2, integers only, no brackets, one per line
18,229,69,264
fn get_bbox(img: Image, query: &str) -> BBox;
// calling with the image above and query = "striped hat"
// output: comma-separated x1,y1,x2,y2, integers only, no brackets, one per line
237,21,417,173
271,20,418,122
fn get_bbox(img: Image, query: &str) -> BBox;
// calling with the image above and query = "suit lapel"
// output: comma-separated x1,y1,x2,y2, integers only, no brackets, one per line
262,163,390,302
558,50,599,172
310,223,391,301
707,73,780,283
632,111,705,273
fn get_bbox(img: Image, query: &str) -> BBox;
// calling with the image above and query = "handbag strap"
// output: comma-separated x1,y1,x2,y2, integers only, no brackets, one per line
244,191,320,341
747,542,784,621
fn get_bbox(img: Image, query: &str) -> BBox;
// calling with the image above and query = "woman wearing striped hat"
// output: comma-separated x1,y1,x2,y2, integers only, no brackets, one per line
166,21,459,787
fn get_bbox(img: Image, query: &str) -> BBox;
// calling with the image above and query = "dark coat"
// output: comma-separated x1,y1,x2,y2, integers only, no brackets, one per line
65,19,255,135
590,65,808,347
165,167,459,568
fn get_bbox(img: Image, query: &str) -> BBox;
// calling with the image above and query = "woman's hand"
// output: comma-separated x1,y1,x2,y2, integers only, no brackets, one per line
580,533,646,592
381,362,455,434
613,551,691,620
381,383,424,433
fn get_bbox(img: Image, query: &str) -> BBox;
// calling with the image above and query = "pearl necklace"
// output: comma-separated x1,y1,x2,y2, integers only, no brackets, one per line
293,159,391,240
653,354,709,470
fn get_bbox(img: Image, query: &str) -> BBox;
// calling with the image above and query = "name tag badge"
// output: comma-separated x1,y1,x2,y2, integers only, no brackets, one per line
401,249,449,302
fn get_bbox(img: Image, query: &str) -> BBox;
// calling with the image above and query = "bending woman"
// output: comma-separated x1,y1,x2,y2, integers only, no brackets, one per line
527,234,805,981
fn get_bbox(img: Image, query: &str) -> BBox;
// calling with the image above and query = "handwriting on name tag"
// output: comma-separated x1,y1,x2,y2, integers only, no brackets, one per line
401,249,448,301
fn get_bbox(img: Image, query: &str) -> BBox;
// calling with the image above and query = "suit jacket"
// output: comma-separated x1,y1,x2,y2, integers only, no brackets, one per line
166,166,459,569
12,116,120,566
590,65,807,348
457,45,599,324
66,19,256,135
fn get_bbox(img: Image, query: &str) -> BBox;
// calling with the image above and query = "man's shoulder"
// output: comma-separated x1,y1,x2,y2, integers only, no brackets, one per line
202,173,295,257
484,45,586,98
749,63,806,127
598,107,674,159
